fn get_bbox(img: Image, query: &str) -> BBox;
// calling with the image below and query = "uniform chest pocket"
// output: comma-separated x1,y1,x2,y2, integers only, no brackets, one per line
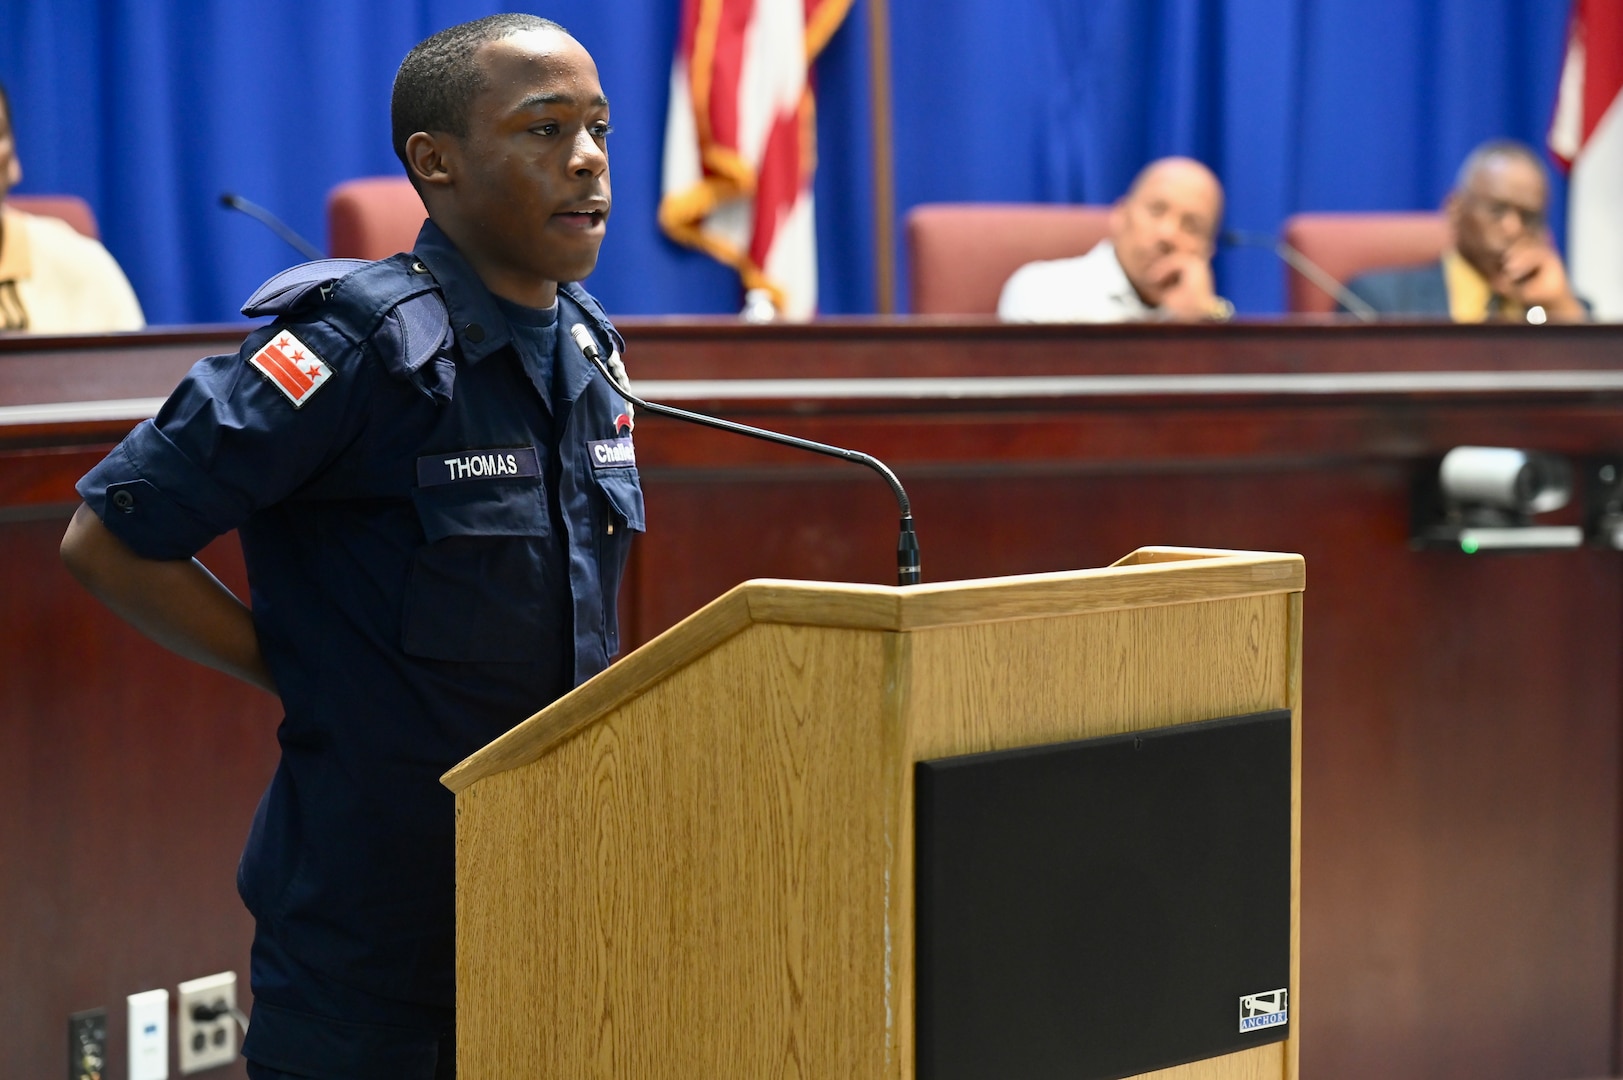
591,469,646,658
402,478,567,663
593,469,646,535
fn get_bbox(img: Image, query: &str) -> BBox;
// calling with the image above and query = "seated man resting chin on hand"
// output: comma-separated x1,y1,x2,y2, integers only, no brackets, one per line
998,156,1231,324
1346,139,1590,323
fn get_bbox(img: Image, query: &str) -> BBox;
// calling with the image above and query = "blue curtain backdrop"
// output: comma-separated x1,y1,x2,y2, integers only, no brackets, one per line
0,0,1572,323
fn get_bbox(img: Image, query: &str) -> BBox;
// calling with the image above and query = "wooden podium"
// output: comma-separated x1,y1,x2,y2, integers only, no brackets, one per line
442,546,1304,1080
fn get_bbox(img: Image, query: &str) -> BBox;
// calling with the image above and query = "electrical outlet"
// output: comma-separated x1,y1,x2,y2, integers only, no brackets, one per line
127,988,169,1080
176,972,237,1074
68,1007,107,1080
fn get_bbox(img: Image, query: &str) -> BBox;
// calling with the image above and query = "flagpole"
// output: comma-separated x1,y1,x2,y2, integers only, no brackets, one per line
867,0,897,313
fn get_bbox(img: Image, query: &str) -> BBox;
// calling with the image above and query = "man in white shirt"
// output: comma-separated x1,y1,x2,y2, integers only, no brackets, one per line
998,157,1228,323
0,79,145,333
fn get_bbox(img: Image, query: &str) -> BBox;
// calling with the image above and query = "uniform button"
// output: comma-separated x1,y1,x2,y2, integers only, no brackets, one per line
411,261,428,274
112,489,135,512
463,323,486,344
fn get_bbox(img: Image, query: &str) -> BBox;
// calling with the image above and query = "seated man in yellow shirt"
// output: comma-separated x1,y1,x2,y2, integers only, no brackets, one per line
1346,139,1588,323
0,78,145,333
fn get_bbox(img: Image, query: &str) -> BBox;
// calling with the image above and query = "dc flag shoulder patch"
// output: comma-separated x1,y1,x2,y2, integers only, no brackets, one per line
248,330,333,407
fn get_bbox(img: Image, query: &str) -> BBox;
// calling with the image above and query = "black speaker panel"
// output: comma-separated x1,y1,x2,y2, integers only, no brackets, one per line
916,709,1293,1080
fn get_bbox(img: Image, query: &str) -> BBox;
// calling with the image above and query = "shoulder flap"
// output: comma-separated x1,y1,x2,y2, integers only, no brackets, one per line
241,255,454,402
241,258,369,318
336,259,451,392
372,291,453,401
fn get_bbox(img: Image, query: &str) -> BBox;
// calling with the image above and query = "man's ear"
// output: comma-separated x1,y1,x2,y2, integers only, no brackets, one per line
6,151,21,191
1443,190,1463,232
405,132,454,190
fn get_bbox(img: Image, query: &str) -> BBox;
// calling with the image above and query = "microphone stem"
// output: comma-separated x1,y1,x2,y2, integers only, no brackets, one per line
1270,240,1378,323
634,396,912,516
222,194,325,261
580,349,922,586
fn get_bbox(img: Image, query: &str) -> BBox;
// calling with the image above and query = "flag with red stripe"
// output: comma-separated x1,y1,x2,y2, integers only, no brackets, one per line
1549,0,1623,319
659,0,853,321
247,330,332,407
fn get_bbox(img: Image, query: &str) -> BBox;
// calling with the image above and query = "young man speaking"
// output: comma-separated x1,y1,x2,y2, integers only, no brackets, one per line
61,15,641,1077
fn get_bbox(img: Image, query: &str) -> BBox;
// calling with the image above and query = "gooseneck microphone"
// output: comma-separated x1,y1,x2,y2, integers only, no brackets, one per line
568,323,922,586
1222,229,1377,323
218,192,325,261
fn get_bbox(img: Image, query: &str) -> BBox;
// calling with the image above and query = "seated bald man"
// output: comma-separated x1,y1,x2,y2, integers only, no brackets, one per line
1346,139,1588,323
998,157,1231,323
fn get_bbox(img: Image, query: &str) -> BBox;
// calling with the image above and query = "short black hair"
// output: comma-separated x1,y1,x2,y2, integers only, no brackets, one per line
1454,138,1548,193
390,14,568,172
0,77,11,127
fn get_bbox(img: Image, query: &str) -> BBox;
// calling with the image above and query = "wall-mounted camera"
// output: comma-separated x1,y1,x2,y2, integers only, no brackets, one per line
1584,457,1623,549
1412,446,1582,552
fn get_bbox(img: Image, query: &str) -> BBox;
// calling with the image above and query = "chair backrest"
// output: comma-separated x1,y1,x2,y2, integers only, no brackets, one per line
8,194,99,239
1283,212,1451,313
906,203,1113,315
328,177,427,261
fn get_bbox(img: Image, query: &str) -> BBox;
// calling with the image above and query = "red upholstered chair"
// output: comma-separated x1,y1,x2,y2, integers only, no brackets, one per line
327,177,426,261
1282,212,1451,314
906,203,1113,315
8,194,99,239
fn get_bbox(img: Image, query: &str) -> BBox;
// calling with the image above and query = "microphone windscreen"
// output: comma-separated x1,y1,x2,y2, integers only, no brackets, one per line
568,323,598,359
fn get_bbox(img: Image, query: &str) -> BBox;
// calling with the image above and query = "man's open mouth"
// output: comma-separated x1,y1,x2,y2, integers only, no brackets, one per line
557,208,607,225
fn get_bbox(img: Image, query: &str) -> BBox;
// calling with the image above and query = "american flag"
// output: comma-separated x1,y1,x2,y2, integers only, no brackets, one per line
659,0,853,321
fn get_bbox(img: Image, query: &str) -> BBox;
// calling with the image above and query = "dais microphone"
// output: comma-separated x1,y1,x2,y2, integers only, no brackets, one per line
1222,229,1377,322
219,192,325,262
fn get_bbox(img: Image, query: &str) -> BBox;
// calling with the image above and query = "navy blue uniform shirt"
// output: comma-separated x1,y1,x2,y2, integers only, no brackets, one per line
76,221,645,1008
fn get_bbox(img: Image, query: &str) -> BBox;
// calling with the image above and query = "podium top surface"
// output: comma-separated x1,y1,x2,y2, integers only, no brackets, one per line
441,547,1304,793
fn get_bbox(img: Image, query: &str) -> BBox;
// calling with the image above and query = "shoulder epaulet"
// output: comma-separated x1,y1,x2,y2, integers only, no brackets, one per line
241,256,454,401
241,259,369,317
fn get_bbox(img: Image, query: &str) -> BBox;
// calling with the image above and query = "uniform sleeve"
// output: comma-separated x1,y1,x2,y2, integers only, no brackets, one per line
76,319,373,560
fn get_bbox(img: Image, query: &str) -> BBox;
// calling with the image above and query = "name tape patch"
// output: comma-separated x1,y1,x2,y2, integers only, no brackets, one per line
417,447,540,487
248,330,332,407
589,437,637,470
1239,988,1288,1033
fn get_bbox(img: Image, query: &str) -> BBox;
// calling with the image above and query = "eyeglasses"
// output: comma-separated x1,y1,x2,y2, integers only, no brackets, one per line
1464,195,1545,231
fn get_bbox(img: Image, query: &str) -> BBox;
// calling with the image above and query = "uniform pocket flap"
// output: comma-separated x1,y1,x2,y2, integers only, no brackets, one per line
411,477,548,544
592,470,645,532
